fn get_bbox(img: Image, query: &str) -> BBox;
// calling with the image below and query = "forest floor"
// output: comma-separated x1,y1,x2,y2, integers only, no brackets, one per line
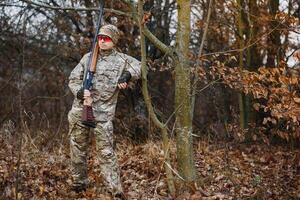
0,133,299,200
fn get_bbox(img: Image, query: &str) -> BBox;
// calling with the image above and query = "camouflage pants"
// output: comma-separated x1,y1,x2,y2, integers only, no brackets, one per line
69,121,122,194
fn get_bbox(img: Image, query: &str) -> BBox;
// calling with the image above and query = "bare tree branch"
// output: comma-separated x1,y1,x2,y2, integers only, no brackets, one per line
121,0,174,56
0,4,26,8
142,27,174,56
19,0,174,56
191,0,213,120
19,0,131,17
138,0,175,196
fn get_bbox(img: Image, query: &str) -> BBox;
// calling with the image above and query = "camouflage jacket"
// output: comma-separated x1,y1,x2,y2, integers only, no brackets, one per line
68,49,141,123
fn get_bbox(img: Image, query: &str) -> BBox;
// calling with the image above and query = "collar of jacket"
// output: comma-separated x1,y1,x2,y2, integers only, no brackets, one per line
100,48,116,57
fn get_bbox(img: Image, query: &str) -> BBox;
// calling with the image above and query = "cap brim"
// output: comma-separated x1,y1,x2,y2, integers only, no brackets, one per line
97,33,111,38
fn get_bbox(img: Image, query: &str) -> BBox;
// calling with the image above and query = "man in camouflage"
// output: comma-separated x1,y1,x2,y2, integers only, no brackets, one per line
68,24,141,197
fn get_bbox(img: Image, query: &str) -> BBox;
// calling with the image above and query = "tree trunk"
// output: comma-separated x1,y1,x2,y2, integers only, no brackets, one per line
266,0,281,67
138,0,175,196
175,0,197,188
247,0,260,71
244,0,260,136
237,0,247,129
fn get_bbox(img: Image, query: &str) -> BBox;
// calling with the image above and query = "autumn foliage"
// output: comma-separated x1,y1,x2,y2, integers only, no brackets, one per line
210,60,300,140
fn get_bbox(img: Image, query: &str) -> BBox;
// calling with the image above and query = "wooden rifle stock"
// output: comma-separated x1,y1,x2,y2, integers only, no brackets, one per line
81,45,99,128
81,0,104,128
89,45,99,73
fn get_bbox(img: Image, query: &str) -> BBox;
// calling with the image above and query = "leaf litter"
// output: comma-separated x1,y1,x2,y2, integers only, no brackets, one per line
0,134,299,199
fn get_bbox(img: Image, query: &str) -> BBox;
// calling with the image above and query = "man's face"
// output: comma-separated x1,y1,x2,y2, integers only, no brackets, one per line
97,35,114,50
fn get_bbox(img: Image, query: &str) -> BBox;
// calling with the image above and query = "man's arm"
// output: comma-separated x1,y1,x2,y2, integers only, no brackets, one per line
68,54,88,98
125,55,141,81
118,54,141,89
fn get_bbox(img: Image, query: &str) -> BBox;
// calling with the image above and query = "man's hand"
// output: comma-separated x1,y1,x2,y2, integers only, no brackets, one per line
83,89,93,106
77,88,84,100
118,71,131,90
118,82,128,89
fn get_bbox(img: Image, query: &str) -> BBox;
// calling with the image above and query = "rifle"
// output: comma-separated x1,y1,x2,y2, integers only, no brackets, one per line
81,0,104,128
